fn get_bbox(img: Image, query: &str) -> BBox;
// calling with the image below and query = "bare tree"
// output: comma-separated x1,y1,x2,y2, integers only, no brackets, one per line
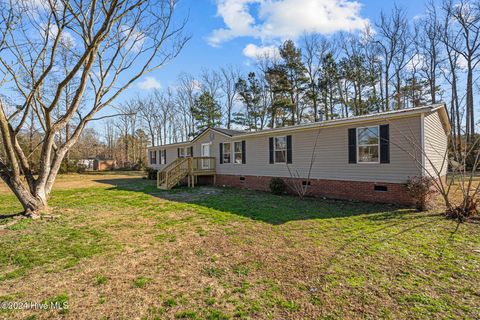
417,0,443,104
138,96,159,147
200,69,223,103
0,0,188,216
376,6,410,110
176,72,198,137
440,5,464,146
220,65,241,129
443,0,480,144
302,34,330,121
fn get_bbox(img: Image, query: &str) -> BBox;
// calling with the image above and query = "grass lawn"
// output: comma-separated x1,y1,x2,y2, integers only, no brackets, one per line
0,172,479,319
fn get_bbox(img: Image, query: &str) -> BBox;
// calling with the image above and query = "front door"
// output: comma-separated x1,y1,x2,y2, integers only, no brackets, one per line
201,143,210,169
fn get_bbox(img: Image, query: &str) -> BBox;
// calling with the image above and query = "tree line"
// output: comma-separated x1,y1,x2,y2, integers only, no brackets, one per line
117,0,479,149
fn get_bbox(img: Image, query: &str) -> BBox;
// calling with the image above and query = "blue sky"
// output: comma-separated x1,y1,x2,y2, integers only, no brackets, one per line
129,0,430,96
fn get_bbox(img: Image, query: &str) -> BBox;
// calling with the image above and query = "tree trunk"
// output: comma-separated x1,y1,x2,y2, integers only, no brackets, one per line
0,171,46,217
466,65,474,143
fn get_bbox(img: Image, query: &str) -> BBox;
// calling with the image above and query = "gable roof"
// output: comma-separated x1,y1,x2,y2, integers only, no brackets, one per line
149,103,450,149
211,128,248,136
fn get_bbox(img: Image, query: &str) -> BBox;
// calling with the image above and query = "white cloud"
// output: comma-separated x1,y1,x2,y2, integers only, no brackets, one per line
457,55,468,70
191,79,202,91
138,76,161,90
208,0,369,46
40,24,76,48
243,43,279,60
406,53,426,71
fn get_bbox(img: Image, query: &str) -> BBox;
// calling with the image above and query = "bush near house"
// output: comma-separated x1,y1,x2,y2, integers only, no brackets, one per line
406,176,436,211
269,177,287,195
145,167,158,180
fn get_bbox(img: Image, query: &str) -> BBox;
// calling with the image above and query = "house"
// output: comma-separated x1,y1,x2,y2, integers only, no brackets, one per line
147,104,450,205
77,158,116,171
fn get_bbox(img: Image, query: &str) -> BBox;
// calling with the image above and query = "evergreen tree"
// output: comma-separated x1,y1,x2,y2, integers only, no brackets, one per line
339,54,375,116
278,40,309,124
318,53,340,120
401,77,431,108
265,65,291,128
235,72,263,130
191,91,222,133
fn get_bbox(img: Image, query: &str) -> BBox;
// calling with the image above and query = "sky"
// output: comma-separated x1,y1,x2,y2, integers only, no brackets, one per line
128,0,430,98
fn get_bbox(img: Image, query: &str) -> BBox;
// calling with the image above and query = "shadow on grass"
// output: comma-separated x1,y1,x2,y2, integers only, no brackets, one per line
94,177,420,225
0,212,24,220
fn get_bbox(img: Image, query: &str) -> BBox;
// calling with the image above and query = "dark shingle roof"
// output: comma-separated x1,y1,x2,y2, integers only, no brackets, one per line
211,128,249,136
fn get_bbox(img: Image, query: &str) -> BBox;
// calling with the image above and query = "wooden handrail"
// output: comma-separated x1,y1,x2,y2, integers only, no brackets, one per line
157,157,216,189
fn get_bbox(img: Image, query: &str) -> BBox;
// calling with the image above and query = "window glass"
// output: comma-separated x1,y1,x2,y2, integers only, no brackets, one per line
150,151,157,164
357,126,379,163
275,136,286,163
179,148,185,157
223,143,231,164
186,147,192,157
161,150,166,164
234,142,242,164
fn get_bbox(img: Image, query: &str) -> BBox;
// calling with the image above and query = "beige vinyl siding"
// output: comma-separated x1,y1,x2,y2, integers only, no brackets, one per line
216,115,422,183
148,145,183,170
424,111,448,177
148,113,428,183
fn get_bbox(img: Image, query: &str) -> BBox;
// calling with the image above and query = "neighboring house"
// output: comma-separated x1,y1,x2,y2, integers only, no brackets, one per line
147,104,450,205
77,158,116,171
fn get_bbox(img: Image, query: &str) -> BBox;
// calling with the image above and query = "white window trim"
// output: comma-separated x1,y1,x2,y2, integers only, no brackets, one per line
274,136,287,164
178,147,185,158
150,150,157,165
222,142,232,164
233,141,243,164
356,125,380,164
177,146,192,158
160,150,166,164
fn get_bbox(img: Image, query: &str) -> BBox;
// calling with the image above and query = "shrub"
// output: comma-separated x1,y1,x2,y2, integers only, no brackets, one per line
406,176,436,211
145,167,158,180
270,177,287,195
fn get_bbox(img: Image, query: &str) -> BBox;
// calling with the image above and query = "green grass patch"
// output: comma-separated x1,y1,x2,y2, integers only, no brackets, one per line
133,276,151,288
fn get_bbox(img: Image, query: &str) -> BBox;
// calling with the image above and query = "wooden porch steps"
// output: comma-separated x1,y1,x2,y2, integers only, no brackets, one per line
157,157,216,190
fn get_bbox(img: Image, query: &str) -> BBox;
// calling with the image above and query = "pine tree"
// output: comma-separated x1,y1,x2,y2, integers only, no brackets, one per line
278,40,309,124
235,72,263,130
191,91,222,133
318,53,340,120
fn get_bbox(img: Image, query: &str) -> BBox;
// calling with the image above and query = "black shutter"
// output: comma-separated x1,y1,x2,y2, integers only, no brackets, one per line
177,148,180,158
241,140,246,164
163,150,166,164
380,124,390,164
219,143,223,164
348,128,357,164
269,137,274,164
190,146,193,157
286,135,292,164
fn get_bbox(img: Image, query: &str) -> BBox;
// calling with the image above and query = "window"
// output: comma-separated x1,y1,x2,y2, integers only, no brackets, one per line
357,126,379,163
222,143,231,164
186,147,192,157
150,150,157,165
234,142,243,164
178,148,185,158
160,150,166,164
274,136,287,163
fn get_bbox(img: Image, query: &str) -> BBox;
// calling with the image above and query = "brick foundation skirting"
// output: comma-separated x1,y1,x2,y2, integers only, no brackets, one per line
215,174,416,205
